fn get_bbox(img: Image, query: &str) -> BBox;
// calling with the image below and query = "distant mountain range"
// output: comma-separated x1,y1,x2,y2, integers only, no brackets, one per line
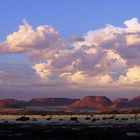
1,96,140,113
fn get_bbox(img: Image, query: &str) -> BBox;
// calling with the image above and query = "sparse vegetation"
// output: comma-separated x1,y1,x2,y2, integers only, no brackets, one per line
1,123,140,140
0,114,140,125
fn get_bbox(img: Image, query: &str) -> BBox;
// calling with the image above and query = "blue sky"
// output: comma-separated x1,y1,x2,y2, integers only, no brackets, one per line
0,0,140,99
1,0,140,41
1,0,139,62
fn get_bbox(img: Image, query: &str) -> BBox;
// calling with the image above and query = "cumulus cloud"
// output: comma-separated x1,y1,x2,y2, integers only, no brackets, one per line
32,17,140,88
124,18,140,31
0,20,65,54
32,63,51,80
0,18,140,92
118,66,140,84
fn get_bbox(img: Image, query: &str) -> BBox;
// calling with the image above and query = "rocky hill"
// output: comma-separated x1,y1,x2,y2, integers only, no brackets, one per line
70,96,113,110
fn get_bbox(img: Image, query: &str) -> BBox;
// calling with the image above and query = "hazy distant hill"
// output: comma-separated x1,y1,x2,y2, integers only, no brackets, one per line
112,98,129,107
27,98,79,106
112,96,140,108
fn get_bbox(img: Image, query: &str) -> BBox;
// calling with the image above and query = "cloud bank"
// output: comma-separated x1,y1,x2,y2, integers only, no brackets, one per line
0,18,140,94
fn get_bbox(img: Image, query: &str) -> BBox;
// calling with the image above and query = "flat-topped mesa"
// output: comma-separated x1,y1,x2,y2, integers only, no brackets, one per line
0,99,26,108
27,98,79,106
70,96,113,109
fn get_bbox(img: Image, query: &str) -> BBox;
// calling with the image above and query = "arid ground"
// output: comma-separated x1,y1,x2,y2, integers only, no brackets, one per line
0,114,140,140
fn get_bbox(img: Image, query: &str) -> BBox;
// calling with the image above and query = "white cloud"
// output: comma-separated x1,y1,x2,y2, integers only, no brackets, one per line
118,66,140,84
1,18,140,92
124,18,140,31
30,18,140,88
0,20,65,54
32,63,51,80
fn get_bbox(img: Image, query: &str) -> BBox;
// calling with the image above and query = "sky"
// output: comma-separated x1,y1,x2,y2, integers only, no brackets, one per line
0,0,140,99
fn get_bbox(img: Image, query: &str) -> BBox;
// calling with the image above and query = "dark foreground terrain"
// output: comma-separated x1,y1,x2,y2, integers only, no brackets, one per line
1,123,140,140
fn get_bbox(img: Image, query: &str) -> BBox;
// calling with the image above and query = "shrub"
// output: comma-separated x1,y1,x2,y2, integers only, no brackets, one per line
102,117,107,120
32,118,37,121
75,120,79,123
46,118,51,121
121,118,126,121
41,114,46,116
108,116,115,119
125,118,128,120
59,119,63,121
4,120,8,123
92,118,96,122
70,117,78,121
16,116,30,121
85,117,91,120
